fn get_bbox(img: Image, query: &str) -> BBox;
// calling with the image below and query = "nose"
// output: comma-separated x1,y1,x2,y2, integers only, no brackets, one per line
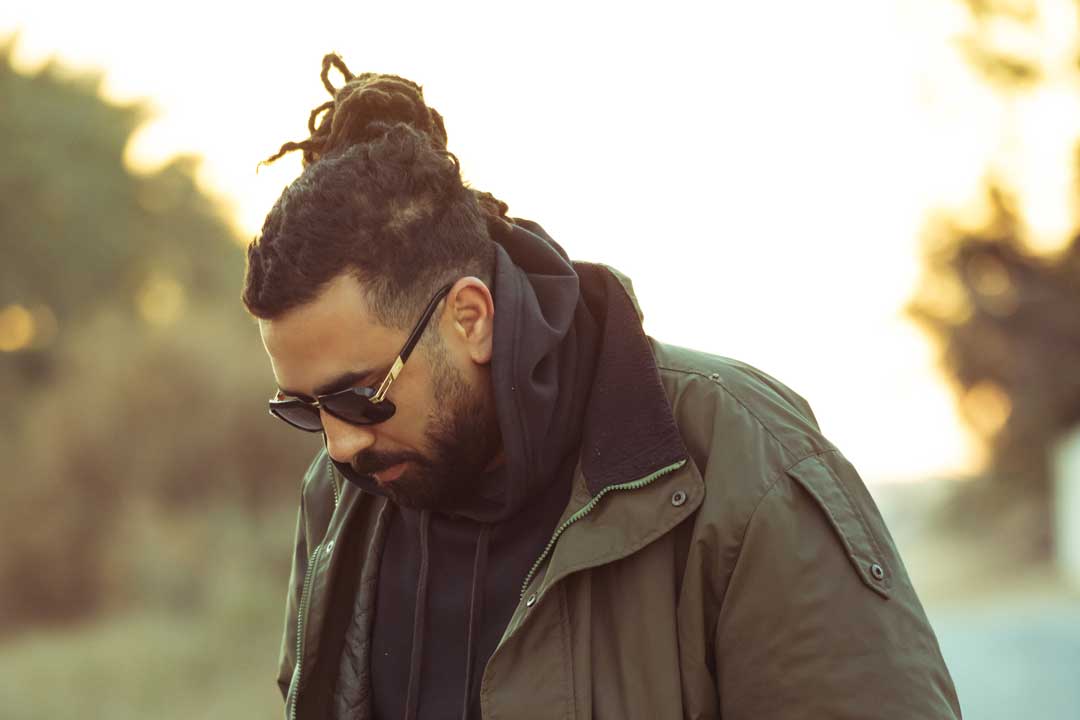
322,410,377,464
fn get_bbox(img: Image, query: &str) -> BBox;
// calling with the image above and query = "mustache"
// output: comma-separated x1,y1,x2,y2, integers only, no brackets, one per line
351,451,426,476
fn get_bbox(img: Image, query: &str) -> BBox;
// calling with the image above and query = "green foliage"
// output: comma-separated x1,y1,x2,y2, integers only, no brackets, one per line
0,40,239,326
0,507,293,718
0,41,315,630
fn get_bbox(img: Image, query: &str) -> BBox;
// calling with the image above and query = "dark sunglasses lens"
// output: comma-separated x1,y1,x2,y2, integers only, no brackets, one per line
270,403,323,432
322,394,396,425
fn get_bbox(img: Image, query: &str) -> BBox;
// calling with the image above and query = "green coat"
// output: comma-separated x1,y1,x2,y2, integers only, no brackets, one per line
276,272,962,719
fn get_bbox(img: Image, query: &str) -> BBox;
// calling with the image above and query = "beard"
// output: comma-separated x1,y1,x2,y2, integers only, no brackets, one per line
348,338,502,510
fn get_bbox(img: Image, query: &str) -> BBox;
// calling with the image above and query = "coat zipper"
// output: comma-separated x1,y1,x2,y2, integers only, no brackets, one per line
289,462,341,720
328,461,340,510
290,541,324,720
519,458,686,598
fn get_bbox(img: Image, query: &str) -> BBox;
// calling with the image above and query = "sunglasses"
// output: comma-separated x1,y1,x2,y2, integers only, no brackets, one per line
268,283,453,432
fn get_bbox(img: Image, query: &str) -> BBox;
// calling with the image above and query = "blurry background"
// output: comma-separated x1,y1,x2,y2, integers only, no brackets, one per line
1,0,1078,717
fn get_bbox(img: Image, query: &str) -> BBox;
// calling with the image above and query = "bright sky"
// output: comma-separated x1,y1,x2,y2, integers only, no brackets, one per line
4,0,1078,484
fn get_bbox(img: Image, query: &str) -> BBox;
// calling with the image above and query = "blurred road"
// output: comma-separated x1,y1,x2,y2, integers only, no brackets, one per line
874,480,1080,720
929,594,1080,720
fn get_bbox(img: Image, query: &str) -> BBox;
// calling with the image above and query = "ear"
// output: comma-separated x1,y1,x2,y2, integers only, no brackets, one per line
443,276,495,365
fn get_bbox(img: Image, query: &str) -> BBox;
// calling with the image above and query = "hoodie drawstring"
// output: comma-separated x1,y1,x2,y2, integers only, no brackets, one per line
461,525,492,720
401,516,493,720
403,510,432,720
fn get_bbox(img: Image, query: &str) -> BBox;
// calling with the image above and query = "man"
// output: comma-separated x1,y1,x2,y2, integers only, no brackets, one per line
244,54,962,719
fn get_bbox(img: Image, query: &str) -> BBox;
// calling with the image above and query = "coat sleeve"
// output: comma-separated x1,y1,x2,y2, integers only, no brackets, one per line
276,487,309,703
713,449,963,719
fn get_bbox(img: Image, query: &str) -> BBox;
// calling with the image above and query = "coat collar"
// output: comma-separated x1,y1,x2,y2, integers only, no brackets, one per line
575,262,689,496
503,261,703,609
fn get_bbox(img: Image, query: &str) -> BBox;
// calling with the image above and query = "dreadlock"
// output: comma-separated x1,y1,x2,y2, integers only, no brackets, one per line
242,53,509,334
260,54,450,169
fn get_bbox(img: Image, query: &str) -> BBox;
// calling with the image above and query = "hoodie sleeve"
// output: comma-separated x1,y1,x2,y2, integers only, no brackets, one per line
713,449,962,719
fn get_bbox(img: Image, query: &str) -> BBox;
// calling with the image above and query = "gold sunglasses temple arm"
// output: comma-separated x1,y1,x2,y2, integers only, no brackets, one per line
372,356,405,404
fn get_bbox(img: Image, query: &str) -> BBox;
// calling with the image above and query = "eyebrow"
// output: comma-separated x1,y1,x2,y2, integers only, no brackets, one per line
279,368,380,403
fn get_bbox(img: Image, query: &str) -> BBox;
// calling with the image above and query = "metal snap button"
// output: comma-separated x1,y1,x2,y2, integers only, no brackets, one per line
671,490,688,507
525,593,538,608
870,562,885,580
709,372,720,381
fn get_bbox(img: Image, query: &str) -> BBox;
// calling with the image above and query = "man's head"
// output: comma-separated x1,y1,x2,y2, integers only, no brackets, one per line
243,54,506,507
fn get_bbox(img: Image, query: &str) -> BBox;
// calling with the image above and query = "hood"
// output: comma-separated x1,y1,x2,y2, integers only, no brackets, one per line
333,219,599,523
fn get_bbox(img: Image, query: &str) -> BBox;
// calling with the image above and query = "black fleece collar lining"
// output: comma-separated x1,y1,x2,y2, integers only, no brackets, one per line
574,262,688,497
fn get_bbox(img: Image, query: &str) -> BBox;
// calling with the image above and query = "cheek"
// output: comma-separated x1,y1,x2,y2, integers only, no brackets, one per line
402,367,440,422
379,385,437,450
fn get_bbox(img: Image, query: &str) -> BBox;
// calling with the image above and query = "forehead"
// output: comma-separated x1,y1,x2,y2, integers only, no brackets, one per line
259,274,399,395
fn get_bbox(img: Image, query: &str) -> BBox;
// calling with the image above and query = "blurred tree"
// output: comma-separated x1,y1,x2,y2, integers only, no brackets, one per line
0,39,313,630
907,0,1080,553
958,0,1042,88
0,39,240,373
909,194,1080,536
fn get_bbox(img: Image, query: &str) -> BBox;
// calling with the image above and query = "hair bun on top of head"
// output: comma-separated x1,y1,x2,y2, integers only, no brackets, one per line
257,53,514,234
260,53,449,169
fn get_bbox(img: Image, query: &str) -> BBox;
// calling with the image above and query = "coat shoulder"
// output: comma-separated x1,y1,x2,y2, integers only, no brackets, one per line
650,339,909,602
649,339,835,472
